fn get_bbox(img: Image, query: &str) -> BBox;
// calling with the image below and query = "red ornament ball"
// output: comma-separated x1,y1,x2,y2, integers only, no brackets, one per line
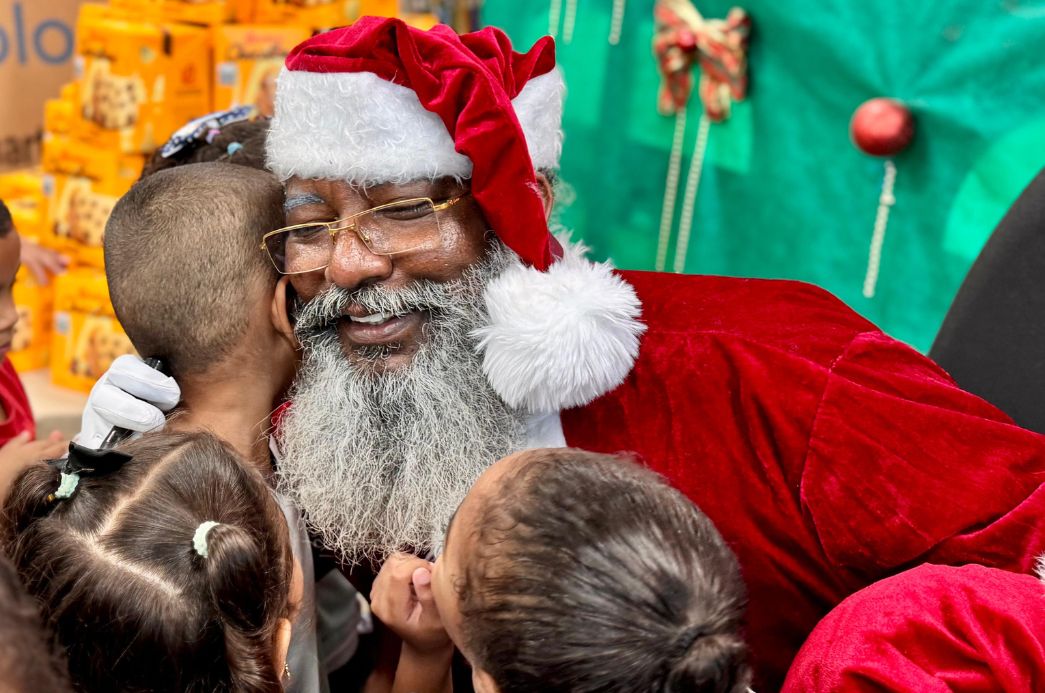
850,98,915,157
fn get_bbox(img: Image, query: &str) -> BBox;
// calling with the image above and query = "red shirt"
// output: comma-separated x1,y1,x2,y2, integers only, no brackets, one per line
0,358,35,444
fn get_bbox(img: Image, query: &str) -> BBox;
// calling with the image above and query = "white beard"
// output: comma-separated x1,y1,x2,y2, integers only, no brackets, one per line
276,245,529,563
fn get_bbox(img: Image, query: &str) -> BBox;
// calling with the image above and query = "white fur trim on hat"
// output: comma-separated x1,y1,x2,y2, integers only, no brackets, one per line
1037,554,1045,585
267,68,565,183
474,238,646,414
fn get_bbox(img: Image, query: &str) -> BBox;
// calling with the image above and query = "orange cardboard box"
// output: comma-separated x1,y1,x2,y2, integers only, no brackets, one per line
74,9,212,154
50,269,135,393
0,170,49,242
213,24,311,116
255,0,357,29
43,172,120,268
9,267,53,373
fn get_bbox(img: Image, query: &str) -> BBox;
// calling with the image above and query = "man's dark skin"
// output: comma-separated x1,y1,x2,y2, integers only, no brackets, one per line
277,175,555,371
277,172,555,690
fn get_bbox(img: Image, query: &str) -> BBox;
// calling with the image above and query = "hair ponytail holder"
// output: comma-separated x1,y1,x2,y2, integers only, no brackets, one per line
47,472,80,502
47,442,133,504
226,142,243,156
193,521,221,558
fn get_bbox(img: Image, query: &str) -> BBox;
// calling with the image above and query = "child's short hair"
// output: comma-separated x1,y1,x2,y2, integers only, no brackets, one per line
0,199,14,238
0,554,69,692
2,431,292,693
103,162,284,378
460,449,752,693
140,119,269,179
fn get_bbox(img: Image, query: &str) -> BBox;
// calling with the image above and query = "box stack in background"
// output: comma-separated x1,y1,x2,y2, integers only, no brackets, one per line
4,0,422,392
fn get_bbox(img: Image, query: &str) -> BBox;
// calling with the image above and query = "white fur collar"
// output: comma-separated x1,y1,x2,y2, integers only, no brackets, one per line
474,239,646,414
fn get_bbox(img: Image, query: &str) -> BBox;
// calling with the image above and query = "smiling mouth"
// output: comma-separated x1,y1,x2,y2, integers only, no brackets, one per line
337,309,427,350
348,311,404,325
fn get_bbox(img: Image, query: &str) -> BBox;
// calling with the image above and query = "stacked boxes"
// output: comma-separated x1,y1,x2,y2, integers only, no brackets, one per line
50,269,136,392
213,24,311,115
7,0,421,390
0,172,53,371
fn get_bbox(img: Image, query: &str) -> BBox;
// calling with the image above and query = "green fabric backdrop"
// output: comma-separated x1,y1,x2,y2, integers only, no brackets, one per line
482,0,1045,351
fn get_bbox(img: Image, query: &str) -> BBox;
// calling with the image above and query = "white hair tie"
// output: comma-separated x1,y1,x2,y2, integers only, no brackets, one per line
192,521,221,558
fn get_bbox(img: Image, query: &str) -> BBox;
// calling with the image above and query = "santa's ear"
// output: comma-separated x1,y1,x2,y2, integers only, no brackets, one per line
534,171,555,220
271,276,299,348
471,668,501,693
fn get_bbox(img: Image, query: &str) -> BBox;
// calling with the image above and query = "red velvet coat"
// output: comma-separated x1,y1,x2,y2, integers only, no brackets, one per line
562,271,1045,689
781,564,1045,691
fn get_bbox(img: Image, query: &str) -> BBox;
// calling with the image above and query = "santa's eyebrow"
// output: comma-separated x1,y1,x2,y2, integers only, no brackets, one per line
284,193,327,212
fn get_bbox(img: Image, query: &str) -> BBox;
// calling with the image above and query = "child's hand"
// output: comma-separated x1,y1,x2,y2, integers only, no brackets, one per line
20,242,69,286
0,431,67,499
370,552,452,655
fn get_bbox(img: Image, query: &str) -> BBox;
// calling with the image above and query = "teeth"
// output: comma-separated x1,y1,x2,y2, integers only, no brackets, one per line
351,311,395,325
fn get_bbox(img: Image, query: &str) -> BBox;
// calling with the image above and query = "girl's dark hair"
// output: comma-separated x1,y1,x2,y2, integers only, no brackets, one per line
0,553,70,692
2,431,292,693
459,449,752,693
140,118,270,178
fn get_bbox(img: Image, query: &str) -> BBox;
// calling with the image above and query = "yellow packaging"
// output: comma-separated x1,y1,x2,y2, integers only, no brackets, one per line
213,25,311,117
44,100,74,138
0,170,49,242
50,269,136,393
42,135,144,190
9,267,53,372
255,0,356,29
44,173,119,268
0,170,48,210
110,0,255,25
75,10,212,154
401,12,439,29
357,0,396,17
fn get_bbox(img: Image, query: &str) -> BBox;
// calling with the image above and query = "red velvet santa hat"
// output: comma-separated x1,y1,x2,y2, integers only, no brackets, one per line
268,18,645,413
267,16,564,270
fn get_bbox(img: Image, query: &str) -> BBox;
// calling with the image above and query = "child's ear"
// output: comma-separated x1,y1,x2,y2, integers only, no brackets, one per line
472,668,501,693
270,276,298,347
272,617,292,682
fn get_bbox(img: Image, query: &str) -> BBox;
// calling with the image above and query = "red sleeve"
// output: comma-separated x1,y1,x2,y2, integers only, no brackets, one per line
802,332,1045,578
782,564,1045,692
0,359,35,444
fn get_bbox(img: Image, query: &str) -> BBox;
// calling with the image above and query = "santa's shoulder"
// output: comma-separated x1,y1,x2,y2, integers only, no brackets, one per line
621,270,882,368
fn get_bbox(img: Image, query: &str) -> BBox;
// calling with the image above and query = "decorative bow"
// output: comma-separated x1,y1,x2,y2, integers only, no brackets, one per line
61,442,134,476
653,0,751,121
47,443,134,503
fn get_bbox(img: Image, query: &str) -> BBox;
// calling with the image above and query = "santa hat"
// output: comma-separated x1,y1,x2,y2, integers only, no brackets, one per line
268,17,645,413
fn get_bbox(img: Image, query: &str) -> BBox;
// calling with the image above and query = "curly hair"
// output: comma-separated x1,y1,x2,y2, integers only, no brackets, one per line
2,431,293,693
459,449,752,693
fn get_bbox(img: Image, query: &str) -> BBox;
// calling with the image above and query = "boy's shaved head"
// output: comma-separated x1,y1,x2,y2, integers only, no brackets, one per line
104,162,284,378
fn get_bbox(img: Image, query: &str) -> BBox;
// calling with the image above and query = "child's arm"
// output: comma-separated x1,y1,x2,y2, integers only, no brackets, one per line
370,553,454,693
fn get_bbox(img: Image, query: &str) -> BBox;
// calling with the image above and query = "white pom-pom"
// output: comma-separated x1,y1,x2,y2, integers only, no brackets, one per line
474,241,645,414
1037,554,1045,585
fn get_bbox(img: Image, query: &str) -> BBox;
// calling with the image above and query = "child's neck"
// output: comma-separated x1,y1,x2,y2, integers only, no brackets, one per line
169,370,282,480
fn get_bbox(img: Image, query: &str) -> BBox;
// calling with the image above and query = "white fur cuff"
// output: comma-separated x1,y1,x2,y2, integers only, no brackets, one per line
474,241,645,414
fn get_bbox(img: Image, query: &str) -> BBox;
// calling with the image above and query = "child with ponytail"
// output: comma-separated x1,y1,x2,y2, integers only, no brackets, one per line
2,431,300,692
371,448,753,693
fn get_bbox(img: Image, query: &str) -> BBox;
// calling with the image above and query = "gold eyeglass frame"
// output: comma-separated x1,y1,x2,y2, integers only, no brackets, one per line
260,193,467,275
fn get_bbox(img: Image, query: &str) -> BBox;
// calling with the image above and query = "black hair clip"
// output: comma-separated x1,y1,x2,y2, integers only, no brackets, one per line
46,443,133,503
63,442,133,476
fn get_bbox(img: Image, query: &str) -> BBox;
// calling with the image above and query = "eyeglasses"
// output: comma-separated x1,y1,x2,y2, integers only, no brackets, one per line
260,194,467,275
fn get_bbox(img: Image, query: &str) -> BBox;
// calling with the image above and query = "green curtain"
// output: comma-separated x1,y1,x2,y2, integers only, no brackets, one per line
482,0,1045,351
